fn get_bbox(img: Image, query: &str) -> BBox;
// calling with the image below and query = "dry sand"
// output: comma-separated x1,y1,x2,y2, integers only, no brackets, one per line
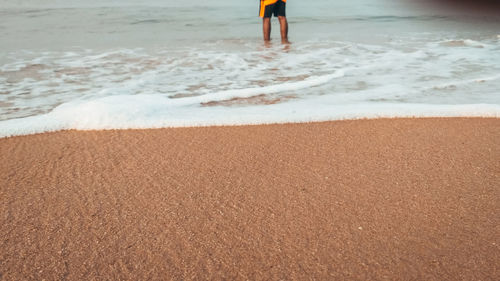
0,118,499,280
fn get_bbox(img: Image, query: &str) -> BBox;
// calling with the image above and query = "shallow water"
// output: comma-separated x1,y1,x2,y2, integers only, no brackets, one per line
0,0,499,137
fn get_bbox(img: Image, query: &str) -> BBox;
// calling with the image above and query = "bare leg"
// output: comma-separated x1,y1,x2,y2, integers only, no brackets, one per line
263,18,271,41
278,16,289,44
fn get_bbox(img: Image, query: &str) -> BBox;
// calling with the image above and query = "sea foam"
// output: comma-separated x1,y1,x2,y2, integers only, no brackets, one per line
1,37,500,138
1,91,499,138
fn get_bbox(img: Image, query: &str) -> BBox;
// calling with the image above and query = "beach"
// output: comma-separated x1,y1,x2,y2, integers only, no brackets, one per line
1,0,500,279
1,118,498,280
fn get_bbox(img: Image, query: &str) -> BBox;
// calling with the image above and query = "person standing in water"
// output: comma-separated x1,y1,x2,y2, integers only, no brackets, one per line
259,0,289,43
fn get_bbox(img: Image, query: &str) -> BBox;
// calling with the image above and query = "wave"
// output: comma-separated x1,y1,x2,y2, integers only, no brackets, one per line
1,37,499,138
1,96,499,138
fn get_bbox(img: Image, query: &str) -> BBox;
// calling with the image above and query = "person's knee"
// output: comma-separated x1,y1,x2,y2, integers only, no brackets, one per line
263,17,271,23
278,16,287,21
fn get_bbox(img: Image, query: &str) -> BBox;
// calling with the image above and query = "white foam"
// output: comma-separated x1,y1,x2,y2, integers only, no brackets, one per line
1,91,499,138
463,39,487,48
182,71,345,104
1,38,500,138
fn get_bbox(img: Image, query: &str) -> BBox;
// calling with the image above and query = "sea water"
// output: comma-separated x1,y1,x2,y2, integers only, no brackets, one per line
0,0,499,137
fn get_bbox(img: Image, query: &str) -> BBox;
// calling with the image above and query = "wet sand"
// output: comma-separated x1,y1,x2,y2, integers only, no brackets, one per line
1,118,499,280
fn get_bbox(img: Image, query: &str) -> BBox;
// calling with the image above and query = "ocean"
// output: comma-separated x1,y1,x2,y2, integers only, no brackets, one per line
1,0,499,137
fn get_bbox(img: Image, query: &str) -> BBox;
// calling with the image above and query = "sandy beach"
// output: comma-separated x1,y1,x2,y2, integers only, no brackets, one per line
0,118,498,280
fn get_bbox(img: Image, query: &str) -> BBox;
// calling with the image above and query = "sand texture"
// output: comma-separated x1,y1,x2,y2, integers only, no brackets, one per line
1,118,499,280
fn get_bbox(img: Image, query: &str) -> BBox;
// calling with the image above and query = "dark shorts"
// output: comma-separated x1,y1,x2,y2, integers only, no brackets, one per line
260,0,286,18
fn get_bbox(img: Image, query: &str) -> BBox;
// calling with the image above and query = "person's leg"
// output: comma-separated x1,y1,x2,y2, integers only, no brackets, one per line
278,16,289,43
263,17,271,41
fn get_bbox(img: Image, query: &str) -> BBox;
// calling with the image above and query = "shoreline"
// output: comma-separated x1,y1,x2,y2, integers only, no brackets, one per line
1,114,500,140
1,117,499,280
1,102,499,139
